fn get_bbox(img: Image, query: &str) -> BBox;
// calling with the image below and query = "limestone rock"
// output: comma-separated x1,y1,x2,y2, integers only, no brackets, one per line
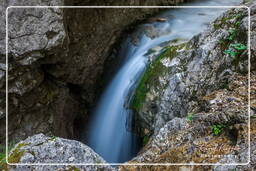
120,73,256,170
132,4,253,137
0,0,187,144
4,134,115,171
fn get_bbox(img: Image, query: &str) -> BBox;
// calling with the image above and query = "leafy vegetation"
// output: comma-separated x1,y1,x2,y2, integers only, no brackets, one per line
230,43,247,51
186,113,194,123
216,11,247,70
224,49,237,58
227,29,237,41
211,124,225,136
224,43,247,68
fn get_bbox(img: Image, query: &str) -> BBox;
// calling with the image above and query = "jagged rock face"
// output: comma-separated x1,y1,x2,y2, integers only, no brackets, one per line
0,0,71,145
0,0,187,144
119,0,255,170
2,134,115,171
132,4,252,137
121,70,256,170
0,0,254,170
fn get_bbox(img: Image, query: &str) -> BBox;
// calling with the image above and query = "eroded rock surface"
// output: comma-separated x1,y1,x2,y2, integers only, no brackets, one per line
0,0,255,170
0,0,187,144
120,0,255,170
2,134,115,171
131,2,252,138
122,73,254,169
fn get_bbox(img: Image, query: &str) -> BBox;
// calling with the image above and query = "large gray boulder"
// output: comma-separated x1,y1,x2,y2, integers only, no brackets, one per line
5,134,115,171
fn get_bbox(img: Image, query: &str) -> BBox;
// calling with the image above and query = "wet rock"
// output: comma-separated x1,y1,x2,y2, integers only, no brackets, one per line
0,0,187,144
132,5,252,137
124,1,255,169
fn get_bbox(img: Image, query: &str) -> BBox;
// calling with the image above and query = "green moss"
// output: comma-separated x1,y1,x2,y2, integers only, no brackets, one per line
0,142,20,170
15,143,30,149
7,143,29,164
8,149,25,164
0,142,30,170
46,87,59,102
131,44,186,112
66,166,80,171
143,135,150,146
213,11,244,30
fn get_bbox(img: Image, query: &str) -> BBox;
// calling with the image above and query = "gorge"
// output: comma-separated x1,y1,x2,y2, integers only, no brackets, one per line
0,0,255,170
83,0,241,163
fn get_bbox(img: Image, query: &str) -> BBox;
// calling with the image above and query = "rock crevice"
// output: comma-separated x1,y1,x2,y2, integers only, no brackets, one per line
0,0,188,145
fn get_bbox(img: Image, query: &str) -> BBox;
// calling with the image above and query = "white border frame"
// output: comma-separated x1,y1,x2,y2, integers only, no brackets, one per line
5,5,251,166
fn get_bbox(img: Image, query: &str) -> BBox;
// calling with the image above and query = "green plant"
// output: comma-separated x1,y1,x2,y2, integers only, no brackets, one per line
143,136,150,146
211,124,225,136
235,21,241,26
50,136,57,141
0,152,5,163
0,142,15,167
224,49,237,58
230,43,247,51
224,43,247,69
186,113,194,123
227,28,237,41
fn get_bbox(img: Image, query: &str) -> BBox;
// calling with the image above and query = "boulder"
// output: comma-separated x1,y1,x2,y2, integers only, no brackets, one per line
3,134,115,171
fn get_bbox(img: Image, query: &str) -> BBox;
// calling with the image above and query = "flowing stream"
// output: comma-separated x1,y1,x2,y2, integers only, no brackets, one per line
83,0,240,163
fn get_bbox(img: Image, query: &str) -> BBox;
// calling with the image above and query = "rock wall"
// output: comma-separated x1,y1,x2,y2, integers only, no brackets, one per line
131,2,252,138
0,0,187,145
120,0,256,169
0,0,255,170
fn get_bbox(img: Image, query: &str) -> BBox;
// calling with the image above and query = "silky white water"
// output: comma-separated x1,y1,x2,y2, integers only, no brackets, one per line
84,0,240,163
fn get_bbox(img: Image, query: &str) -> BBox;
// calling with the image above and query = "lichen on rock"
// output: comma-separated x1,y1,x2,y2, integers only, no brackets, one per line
4,134,116,171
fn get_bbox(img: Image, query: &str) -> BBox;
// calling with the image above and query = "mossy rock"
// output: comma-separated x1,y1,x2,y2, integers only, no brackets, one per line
66,166,80,171
8,143,29,164
131,43,187,113
0,142,30,170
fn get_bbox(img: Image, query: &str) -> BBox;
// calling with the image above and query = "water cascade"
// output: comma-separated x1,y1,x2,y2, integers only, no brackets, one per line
83,0,240,163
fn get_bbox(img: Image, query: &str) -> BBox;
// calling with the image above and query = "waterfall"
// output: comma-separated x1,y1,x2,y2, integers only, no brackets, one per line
83,0,240,163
